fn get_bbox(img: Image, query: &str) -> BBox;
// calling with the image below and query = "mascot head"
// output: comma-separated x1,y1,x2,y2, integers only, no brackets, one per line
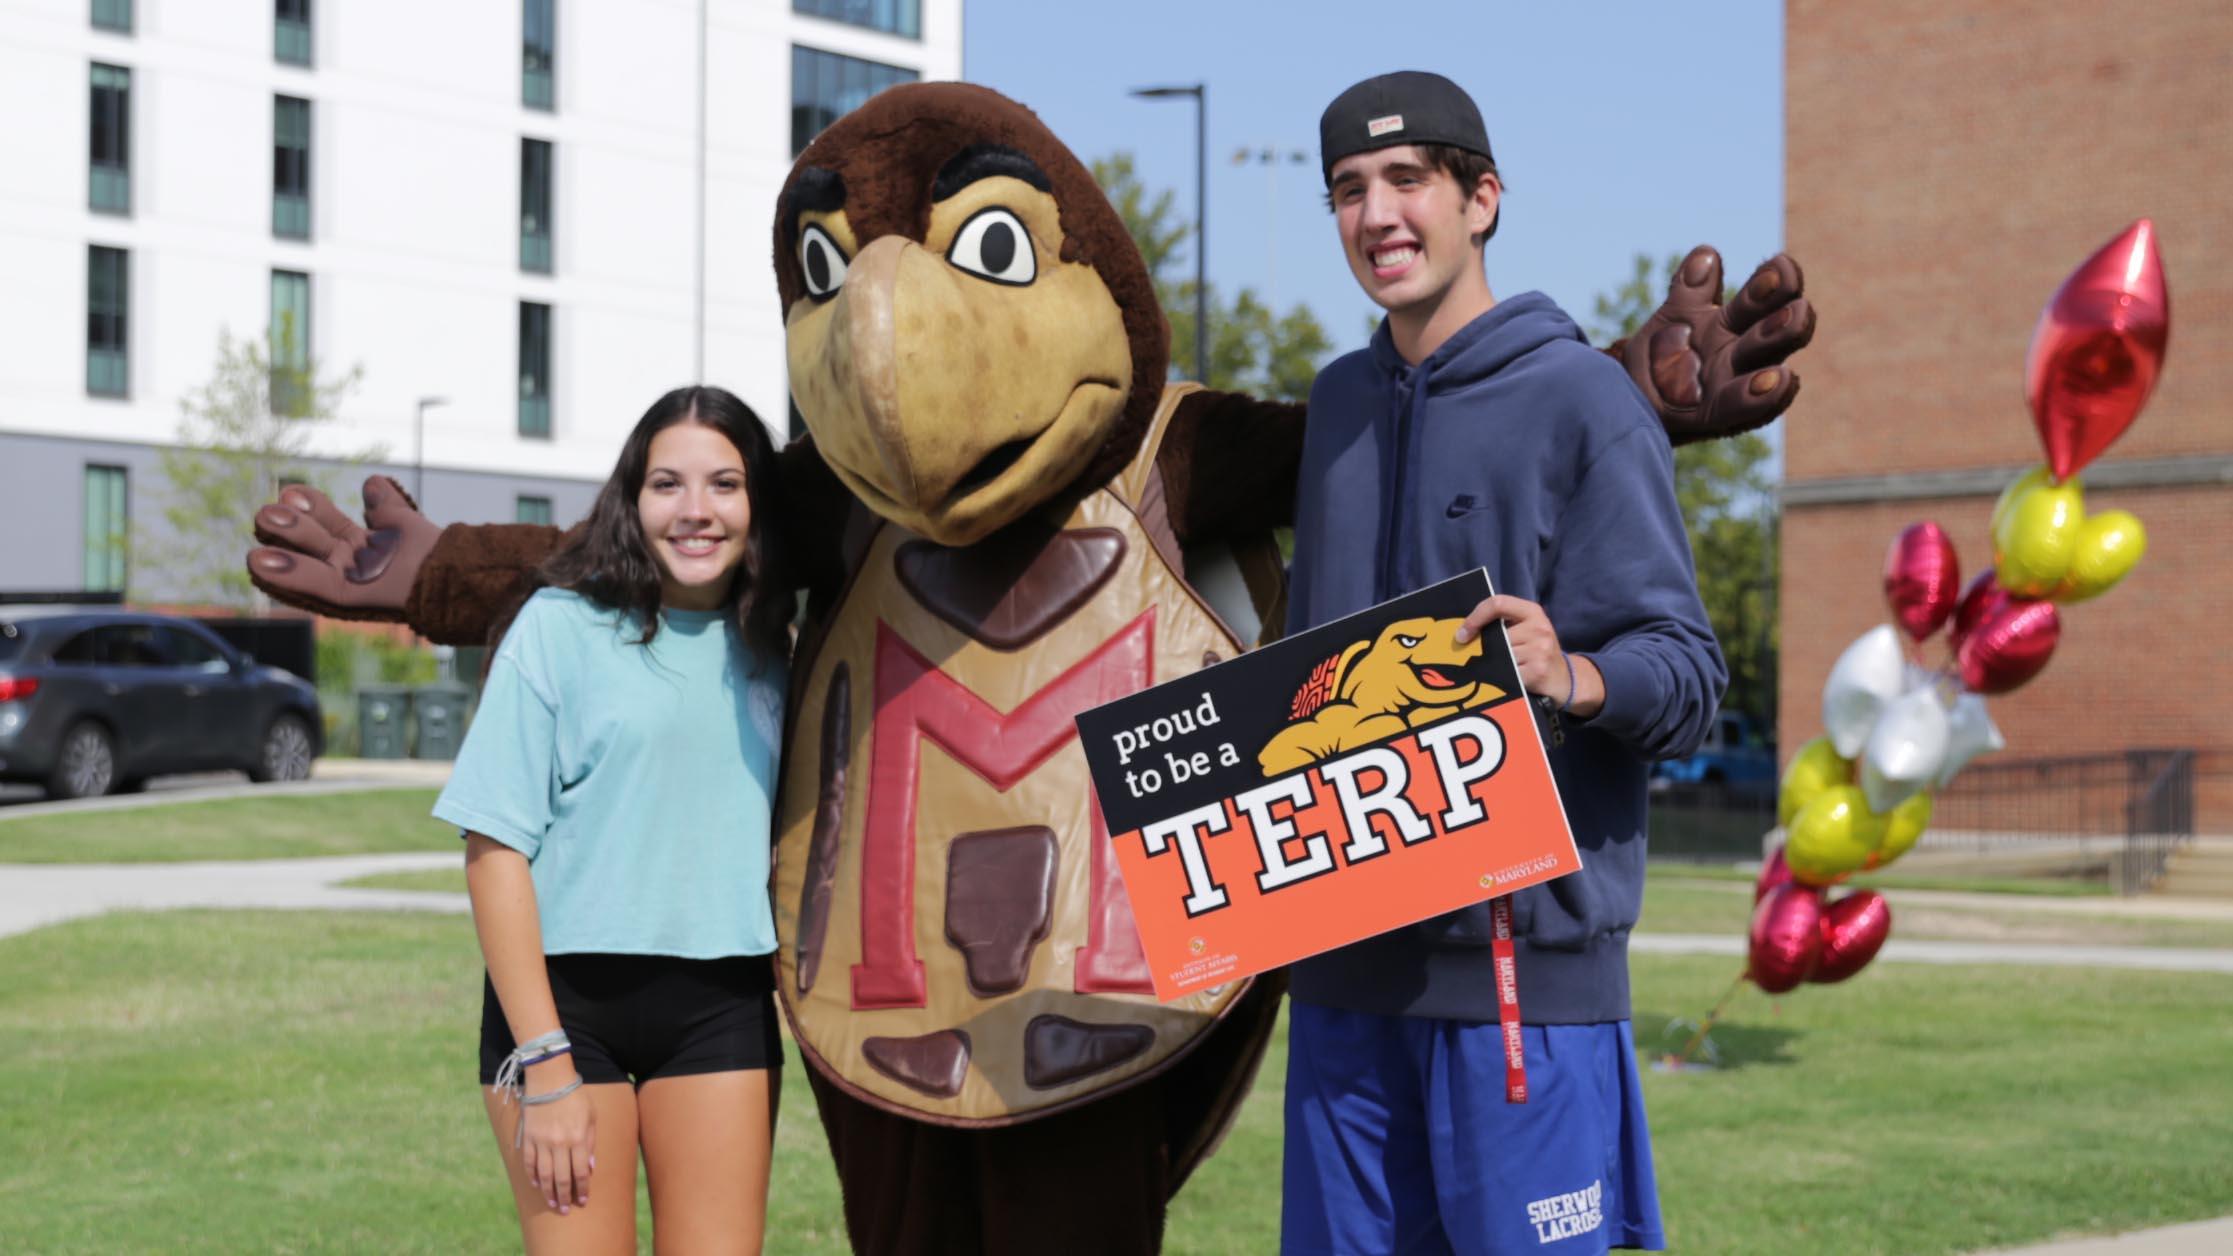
775,83,1169,547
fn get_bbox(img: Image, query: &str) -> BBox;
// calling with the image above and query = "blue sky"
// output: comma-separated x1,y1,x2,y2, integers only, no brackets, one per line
962,0,1784,357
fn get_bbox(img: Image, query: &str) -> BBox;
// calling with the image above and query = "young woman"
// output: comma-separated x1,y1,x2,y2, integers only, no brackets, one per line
433,385,791,1254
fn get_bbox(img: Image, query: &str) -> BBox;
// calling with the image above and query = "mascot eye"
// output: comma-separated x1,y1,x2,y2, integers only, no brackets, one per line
1395,634,1423,648
798,225,849,299
946,208,1036,285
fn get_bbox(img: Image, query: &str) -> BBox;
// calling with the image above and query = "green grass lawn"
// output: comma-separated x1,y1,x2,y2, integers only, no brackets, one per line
4,910,2230,1254
341,866,464,893
0,790,448,863
1641,876,2233,950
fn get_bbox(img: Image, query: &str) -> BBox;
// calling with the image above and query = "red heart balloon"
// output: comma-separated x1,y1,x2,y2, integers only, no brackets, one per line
1884,521,1961,643
1812,891,1892,984
1947,570,2011,655
1956,596,2060,695
2025,219,2170,482
1747,884,1824,994
1755,846,1795,904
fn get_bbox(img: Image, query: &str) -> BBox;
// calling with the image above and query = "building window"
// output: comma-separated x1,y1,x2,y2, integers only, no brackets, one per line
791,47,917,156
84,466,129,593
274,96,312,239
270,270,311,415
516,495,554,526
523,0,555,110
275,0,312,65
90,63,131,213
519,302,551,438
92,0,132,33
87,246,128,397
521,138,553,273
794,0,920,40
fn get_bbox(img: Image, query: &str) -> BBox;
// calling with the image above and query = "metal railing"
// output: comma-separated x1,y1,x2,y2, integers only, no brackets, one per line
1649,748,2210,892
1913,749,2197,893
2121,750,2196,893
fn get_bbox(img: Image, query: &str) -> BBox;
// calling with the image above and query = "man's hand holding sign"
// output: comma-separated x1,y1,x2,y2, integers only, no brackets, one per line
1075,571,1580,1003
1456,594,1605,719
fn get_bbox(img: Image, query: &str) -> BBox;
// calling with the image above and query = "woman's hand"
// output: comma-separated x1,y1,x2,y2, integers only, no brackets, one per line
520,1060,594,1214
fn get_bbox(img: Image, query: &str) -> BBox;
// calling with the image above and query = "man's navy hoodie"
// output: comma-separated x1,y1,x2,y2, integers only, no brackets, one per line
1285,291,1727,1024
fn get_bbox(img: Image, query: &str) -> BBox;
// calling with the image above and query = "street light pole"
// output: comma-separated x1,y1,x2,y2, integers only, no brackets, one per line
1234,146,1309,312
414,395,449,504
1131,83,1208,384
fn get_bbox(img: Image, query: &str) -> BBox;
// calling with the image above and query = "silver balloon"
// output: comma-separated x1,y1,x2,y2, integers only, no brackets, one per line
1822,625,1907,759
1935,692,2006,787
1859,685,1951,813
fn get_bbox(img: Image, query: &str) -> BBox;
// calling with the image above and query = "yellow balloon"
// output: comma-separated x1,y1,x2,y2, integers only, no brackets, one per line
1778,736,1852,828
1989,464,2054,537
1785,785,1888,887
1869,790,1933,870
2053,509,2147,603
1993,474,2086,597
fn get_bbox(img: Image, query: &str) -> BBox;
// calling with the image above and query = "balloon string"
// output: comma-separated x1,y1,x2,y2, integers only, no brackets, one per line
1667,970,1750,1066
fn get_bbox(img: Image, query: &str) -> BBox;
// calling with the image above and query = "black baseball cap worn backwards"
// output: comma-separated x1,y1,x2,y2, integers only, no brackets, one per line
1319,70,1495,185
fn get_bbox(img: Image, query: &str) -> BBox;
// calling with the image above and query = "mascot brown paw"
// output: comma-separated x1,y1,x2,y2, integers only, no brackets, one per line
1615,245,1815,444
246,475,438,622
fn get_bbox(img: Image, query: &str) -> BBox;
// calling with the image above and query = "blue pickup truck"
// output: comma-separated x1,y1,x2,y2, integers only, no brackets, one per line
1651,710,1778,799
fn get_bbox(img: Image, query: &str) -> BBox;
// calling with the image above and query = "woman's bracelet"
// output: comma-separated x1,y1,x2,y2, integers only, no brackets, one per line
492,1029,573,1105
520,1077,584,1106
512,1076,585,1149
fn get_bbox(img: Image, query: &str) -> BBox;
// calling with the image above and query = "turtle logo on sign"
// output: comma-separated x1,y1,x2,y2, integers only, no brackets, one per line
1258,616,1508,774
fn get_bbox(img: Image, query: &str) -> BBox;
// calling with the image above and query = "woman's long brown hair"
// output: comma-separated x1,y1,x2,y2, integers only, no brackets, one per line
490,385,791,669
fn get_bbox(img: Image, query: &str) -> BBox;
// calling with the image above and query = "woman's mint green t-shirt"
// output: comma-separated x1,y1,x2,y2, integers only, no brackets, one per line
433,588,785,959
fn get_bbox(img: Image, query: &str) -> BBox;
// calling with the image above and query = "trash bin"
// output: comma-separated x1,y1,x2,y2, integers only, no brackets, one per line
412,685,473,761
358,686,414,759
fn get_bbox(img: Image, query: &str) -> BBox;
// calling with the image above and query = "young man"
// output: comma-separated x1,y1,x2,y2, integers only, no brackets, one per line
1280,71,1729,1254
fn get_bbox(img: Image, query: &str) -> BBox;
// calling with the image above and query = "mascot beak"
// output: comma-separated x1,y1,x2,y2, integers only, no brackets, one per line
806,236,919,512
788,228,1131,548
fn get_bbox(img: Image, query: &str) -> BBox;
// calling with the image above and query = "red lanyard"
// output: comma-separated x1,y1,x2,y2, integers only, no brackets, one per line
1491,895,1527,1103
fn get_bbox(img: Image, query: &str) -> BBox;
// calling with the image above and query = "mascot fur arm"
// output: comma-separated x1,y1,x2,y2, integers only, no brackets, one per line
244,437,847,646
1156,390,1305,548
396,437,848,644
1156,246,1816,549
402,522,571,645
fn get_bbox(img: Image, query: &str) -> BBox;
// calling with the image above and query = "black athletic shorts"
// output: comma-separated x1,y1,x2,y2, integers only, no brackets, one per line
478,953,782,1086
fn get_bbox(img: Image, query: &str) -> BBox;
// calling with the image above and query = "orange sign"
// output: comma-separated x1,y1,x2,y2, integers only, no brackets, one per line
1075,570,1580,1001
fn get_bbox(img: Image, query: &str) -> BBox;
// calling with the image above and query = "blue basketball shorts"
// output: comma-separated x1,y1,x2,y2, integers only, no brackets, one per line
1282,1003,1666,1255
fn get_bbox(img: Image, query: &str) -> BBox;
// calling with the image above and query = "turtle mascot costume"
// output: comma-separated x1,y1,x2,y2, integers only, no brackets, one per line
247,83,1813,1254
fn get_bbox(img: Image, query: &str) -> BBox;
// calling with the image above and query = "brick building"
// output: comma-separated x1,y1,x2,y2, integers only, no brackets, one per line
1781,0,2233,827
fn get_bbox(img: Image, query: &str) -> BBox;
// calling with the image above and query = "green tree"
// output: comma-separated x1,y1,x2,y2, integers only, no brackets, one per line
1091,152,1332,401
1589,253,1780,727
140,323,371,608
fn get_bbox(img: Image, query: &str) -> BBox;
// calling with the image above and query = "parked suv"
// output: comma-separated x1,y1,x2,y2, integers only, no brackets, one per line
1651,710,1777,800
0,606,323,799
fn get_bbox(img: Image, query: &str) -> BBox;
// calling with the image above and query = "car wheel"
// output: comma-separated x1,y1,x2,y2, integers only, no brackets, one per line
48,722,117,800
251,713,315,783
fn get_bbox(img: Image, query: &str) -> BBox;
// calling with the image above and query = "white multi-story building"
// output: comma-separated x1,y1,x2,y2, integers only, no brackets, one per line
0,0,960,599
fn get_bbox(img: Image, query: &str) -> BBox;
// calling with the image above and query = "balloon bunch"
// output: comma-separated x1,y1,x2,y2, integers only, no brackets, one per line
1756,220,2169,991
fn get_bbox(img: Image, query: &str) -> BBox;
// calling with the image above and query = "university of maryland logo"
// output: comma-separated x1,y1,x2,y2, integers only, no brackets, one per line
1259,616,1508,774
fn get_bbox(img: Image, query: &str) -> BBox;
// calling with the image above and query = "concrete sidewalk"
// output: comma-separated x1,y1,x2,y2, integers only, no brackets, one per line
0,850,462,939
0,757,451,821
1629,932,2233,973
1664,874,2233,923
1977,1215,2233,1254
